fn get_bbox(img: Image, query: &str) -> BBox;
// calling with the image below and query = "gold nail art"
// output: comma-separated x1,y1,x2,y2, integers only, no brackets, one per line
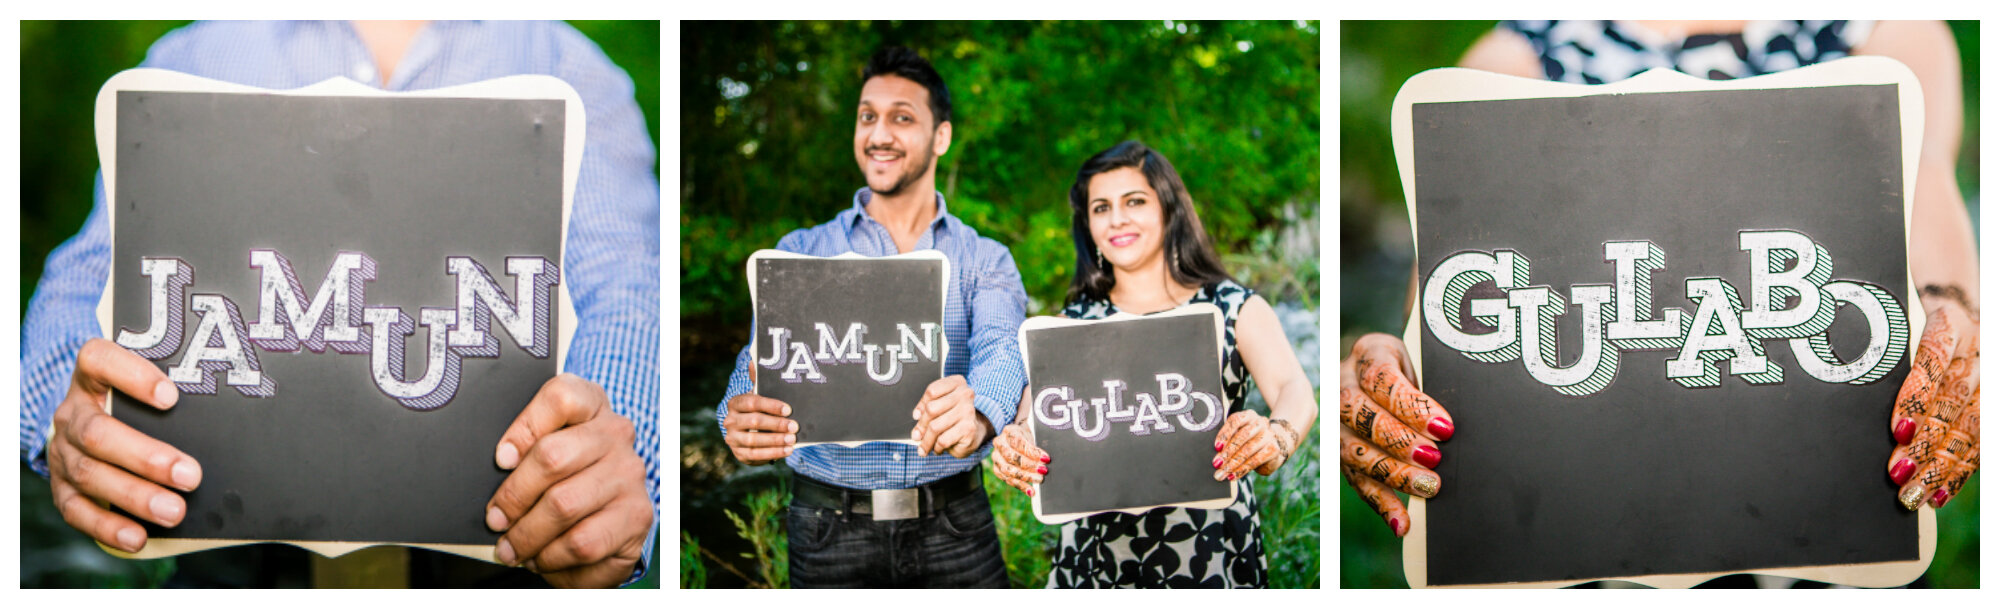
1899,485,1925,511
1412,474,1440,497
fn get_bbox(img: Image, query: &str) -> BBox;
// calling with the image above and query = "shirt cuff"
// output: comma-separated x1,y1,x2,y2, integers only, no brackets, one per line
621,520,658,587
971,391,1015,434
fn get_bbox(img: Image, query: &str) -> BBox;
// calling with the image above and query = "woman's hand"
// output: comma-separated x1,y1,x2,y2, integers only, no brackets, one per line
1338,333,1453,536
1213,410,1291,481
1887,295,1980,510
989,421,1048,496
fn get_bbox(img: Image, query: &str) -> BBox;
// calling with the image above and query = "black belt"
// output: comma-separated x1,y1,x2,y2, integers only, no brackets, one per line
793,468,984,521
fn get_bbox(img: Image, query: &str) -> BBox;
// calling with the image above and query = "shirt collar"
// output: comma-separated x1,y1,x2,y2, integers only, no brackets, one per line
329,20,471,91
846,187,953,235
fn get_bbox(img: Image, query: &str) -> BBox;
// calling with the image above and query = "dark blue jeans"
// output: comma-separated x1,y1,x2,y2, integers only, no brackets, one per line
787,483,1009,588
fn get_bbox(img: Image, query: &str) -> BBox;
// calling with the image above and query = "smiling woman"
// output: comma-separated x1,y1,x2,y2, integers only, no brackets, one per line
988,140,1320,588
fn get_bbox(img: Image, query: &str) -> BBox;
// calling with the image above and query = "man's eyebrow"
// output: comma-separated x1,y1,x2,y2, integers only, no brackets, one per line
858,99,917,110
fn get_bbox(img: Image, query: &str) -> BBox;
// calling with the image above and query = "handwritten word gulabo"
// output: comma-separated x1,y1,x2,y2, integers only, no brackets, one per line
757,322,942,386
1423,229,1908,396
115,250,559,410
1035,375,1226,441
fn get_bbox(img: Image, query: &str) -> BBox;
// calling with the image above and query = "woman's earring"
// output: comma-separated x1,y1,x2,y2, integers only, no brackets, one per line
1096,249,1106,268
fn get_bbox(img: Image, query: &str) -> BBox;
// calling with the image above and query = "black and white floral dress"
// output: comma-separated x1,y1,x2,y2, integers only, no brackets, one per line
1047,279,1266,588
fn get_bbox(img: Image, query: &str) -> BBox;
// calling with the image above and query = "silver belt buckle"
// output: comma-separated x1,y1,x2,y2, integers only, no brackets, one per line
870,488,919,521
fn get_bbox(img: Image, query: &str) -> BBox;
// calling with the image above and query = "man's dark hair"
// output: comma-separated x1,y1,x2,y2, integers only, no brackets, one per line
1065,140,1234,305
861,45,952,127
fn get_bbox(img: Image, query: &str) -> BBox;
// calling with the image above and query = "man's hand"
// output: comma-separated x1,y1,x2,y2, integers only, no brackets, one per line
485,374,652,588
47,339,201,553
723,359,796,465
1337,333,1452,537
1887,299,1981,510
912,375,990,458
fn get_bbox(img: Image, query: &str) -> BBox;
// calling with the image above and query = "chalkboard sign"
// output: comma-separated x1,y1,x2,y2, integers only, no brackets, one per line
1021,304,1236,523
748,250,949,446
1390,58,1936,588
92,69,583,562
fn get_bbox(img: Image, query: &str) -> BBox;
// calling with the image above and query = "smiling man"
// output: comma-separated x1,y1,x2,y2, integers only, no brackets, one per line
716,45,1027,588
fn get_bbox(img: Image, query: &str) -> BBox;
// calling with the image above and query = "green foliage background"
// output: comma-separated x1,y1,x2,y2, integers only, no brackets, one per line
1339,20,1980,589
17,20,661,588
679,20,1322,588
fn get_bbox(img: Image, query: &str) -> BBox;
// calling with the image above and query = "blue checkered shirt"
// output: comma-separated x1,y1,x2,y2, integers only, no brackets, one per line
17,21,660,585
717,188,1029,489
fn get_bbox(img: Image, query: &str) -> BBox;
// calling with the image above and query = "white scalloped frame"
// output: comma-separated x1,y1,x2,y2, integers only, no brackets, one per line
89,68,585,562
1389,57,1932,589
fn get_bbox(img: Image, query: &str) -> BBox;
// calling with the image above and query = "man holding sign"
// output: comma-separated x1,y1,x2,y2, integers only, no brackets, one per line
19,21,659,588
716,46,1027,588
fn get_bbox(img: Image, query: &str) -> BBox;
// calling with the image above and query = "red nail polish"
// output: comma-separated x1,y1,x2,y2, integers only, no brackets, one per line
1026,488,1034,497
1388,517,1401,535
1894,418,1916,444
1036,465,1048,475
1040,453,1051,464
1215,440,1225,451
1228,472,1237,481
1212,455,1224,468
1413,446,1442,469
1890,459,1916,485
1428,418,1455,441
1930,489,1949,508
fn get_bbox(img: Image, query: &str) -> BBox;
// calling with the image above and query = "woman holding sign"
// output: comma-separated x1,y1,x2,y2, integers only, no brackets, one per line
989,141,1318,588
1340,20,1981,541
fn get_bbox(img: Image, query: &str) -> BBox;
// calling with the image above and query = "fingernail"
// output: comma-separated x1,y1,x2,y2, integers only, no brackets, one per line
1212,455,1224,468
1036,465,1048,475
486,506,508,531
782,404,792,416
1229,472,1238,481
1899,485,1925,511
1413,446,1442,469
1930,488,1949,508
1890,459,1916,485
1040,453,1051,464
497,538,517,565
171,460,201,490
1026,488,1034,497
1215,440,1225,451
117,527,144,552
1213,470,1227,481
1388,517,1402,535
153,380,179,409
1428,418,1455,441
150,493,183,524
789,421,799,433
525,559,539,573
496,442,520,470
1412,474,1440,497
785,434,796,445
1894,418,1916,444
913,408,922,420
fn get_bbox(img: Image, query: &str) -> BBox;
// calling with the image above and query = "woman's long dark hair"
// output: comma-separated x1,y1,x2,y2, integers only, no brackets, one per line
1065,140,1233,306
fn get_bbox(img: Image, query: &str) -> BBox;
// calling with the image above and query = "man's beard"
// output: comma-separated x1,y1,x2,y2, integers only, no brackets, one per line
868,142,935,198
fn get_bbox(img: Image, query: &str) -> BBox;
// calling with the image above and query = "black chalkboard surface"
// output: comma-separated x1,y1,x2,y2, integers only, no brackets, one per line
1391,58,1934,587
1021,304,1236,523
92,70,582,561
748,250,949,446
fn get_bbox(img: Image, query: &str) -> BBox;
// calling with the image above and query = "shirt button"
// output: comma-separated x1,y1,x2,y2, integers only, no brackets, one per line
891,453,903,461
